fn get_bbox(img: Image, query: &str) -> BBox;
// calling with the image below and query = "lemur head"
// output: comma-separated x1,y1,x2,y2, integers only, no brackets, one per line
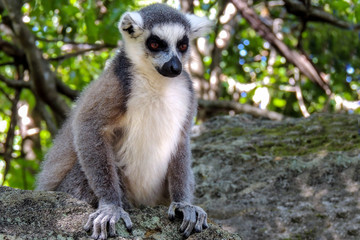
119,4,212,78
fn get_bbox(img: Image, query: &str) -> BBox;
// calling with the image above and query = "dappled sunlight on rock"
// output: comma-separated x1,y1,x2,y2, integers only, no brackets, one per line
314,189,328,201
192,113,360,240
221,224,238,234
299,183,314,198
345,178,359,193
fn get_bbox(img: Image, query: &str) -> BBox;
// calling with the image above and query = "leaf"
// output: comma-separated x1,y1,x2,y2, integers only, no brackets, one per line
273,98,287,108
84,10,97,43
355,5,360,23
61,5,79,18
98,8,123,44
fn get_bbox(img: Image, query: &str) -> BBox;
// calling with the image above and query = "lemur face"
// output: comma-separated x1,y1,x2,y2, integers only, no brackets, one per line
145,24,189,77
119,4,212,78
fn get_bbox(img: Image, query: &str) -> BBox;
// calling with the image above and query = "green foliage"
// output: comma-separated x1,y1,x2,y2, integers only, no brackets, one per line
5,156,40,189
0,0,359,189
198,0,359,116
0,0,136,189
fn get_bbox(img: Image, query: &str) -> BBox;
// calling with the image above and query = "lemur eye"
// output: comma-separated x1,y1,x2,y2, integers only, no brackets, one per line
178,43,188,52
146,35,167,52
177,36,189,53
150,42,159,50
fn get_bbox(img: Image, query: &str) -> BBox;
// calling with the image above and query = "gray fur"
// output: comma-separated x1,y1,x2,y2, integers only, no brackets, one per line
36,4,211,240
139,4,190,31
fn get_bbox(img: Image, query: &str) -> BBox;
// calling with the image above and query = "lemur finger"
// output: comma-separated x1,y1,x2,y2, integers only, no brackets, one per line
121,211,133,232
194,221,202,233
194,210,206,233
84,211,100,232
109,216,118,237
91,213,105,239
84,219,93,232
99,215,110,240
168,202,178,221
183,208,196,238
202,212,209,229
90,230,100,240
179,208,191,232
203,215,209,229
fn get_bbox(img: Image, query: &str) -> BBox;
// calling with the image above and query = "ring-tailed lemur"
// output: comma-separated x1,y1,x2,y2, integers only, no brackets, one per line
36,4,212,240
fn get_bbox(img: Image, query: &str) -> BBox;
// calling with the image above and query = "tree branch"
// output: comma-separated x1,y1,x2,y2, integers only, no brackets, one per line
48,43,116,62
208,0,228,99
3,0,70,123
1,89,20,185
0,86,12,102
0,38,28,67
0,61,16,67
283,80,310,117
55,78,79,101
283,0,360,30
0,38,23,57
198,99,285,121
294,83,310,118
231,0,332,96
36,37,118,47
0,74,30,88
180,0,194,13
34,98,58,136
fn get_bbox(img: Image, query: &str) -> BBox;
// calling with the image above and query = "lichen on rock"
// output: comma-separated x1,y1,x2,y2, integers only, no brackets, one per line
192,113,360,240
1,113,359,240
0,186,241,240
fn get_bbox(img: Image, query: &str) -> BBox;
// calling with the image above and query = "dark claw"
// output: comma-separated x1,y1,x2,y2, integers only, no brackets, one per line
203,221,209,229
180,216,190,232
84,204,132,240
169,213,175,221
182,231,191,239
168,202,208,238
168,202,177,221
127,226,133,234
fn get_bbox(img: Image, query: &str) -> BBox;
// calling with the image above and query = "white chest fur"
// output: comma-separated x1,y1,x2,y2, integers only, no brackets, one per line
116,74,191,206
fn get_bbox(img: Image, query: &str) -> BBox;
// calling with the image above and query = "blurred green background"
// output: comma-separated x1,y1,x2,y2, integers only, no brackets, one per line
0,0,359,189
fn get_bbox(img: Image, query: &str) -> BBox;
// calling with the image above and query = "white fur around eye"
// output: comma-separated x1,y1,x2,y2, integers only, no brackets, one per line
151,24,186,50
186,14,213,39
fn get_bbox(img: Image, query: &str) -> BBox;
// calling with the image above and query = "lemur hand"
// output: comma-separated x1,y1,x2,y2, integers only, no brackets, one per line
84,203,132,240
168,202,208,238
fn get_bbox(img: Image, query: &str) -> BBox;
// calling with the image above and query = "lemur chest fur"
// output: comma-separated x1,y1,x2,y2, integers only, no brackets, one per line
115,73,190,206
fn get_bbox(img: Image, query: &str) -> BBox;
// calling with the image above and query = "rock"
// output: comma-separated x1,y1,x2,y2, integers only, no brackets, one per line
191,113,360,240
0,186,241,240
2,113,359,240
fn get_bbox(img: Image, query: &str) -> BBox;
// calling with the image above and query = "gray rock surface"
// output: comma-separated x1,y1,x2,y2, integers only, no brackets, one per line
1,113,359,240
192,113,360,240
0,186,240,239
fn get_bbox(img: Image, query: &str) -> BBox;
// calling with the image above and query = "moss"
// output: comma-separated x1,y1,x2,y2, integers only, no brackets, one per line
192,113,359,176
243,114,359,156
228,127,246,137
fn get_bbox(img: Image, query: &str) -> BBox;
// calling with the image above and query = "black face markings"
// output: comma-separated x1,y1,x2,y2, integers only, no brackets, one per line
146,34,189,53
146,35,168,52
124,25,135,35
157,56,182,78
177,35,189,53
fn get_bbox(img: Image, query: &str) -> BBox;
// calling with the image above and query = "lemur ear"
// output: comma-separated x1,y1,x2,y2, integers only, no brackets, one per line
186,14,213,39
119,12,144,38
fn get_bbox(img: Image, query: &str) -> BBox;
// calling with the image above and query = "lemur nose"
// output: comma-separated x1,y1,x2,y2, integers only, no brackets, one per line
159,56,182,77
170,58,182,75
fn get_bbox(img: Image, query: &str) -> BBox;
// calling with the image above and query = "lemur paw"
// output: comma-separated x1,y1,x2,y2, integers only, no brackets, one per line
84,204,132,239
168,201,208,238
